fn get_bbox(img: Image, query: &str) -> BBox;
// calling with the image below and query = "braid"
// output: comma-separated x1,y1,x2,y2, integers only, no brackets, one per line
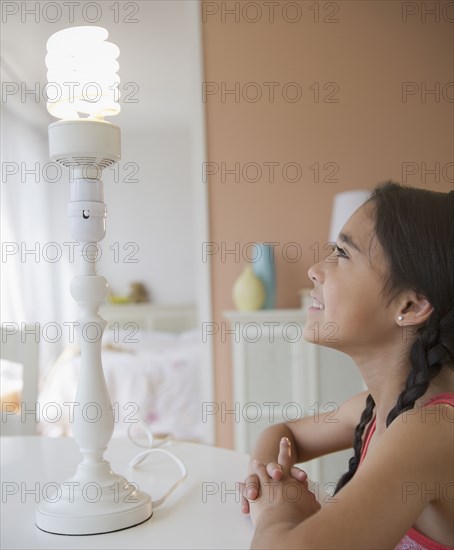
334,394,375,494
386,315,450,426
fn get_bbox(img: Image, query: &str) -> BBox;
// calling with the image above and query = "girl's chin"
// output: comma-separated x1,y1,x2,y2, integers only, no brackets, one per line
303,321,342,349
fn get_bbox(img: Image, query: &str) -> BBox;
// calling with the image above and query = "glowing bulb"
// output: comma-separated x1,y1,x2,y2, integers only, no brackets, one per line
46,26,120,120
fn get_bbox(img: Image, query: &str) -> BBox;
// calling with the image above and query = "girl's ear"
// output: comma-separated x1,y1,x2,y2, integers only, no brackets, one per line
397,292,434,326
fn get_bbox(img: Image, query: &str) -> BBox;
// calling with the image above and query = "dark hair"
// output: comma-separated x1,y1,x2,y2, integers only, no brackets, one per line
334,181,454,494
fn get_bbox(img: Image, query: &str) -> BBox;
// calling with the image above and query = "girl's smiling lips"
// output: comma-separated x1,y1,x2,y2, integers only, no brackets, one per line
309,293,325,310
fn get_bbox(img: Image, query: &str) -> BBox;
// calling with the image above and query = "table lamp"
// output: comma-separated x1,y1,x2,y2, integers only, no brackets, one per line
328,189,371,243
35,26,152,535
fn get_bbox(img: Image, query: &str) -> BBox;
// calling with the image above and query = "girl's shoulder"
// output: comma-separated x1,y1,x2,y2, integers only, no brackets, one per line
378,392,453,477
403,392,454,428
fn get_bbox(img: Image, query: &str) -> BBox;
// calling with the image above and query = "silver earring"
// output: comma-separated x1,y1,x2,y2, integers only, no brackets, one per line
398,315,404,321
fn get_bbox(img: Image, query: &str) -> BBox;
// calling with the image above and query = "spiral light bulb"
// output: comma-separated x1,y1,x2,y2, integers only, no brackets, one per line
45,26,120,120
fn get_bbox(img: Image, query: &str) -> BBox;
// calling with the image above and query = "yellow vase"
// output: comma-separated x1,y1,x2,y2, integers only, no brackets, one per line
232,265,266,311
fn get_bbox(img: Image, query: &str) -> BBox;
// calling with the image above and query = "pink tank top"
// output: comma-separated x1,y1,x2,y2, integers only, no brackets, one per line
359,393,454,550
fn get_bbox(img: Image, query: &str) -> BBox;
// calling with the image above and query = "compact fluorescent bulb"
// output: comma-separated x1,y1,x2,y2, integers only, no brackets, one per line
45,26,121,120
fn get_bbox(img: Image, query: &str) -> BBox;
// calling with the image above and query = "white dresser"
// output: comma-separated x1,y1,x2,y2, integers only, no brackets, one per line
224,308,366,492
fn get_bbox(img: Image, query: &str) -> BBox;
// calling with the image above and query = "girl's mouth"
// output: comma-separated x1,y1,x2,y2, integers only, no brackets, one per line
311,298,325,310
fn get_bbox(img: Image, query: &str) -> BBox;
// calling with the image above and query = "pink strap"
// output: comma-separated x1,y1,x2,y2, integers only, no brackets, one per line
400,527,454,550
422,393,454,407
359,418,376,465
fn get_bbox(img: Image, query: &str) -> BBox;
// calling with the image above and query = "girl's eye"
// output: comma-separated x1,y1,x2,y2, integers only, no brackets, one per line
330,243,348,259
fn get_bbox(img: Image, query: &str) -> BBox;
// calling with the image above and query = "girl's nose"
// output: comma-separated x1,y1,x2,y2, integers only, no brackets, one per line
308,262,323,284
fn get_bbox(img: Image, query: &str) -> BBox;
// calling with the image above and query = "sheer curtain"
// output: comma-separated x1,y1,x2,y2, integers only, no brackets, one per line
1,102,77,375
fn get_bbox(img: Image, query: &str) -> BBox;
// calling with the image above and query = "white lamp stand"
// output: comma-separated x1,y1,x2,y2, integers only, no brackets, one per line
35,120,152,535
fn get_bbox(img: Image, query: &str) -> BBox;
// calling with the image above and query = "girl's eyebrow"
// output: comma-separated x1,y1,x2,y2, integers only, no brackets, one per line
339,232,362,253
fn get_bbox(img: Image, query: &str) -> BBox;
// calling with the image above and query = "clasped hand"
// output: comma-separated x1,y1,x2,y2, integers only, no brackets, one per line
239,437,321,527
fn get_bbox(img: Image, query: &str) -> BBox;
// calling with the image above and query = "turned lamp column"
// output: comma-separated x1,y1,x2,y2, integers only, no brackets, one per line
69,173,113,461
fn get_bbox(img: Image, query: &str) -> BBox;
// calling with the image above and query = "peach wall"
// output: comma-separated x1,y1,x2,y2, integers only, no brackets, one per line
201,0,453,448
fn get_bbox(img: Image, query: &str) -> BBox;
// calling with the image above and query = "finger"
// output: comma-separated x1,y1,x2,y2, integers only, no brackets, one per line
243,474,260,500
238,482,250,514
277,437,292,470
290,466,308,482
266,461,283,480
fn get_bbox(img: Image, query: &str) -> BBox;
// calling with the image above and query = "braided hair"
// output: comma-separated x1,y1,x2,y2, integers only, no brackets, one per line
334,182,454,494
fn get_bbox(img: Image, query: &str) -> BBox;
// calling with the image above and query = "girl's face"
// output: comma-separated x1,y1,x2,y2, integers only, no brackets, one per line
303,202,397,356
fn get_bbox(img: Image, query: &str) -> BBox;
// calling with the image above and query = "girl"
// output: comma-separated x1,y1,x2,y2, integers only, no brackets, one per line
240,182,453,549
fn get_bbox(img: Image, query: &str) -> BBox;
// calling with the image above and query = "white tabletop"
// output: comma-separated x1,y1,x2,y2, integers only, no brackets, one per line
1,436,254,549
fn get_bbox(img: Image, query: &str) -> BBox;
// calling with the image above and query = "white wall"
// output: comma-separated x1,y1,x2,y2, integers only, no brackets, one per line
98,122,196,304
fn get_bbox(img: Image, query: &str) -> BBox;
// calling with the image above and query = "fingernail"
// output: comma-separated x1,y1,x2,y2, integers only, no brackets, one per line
272,468,281,476
281,437,290,445
247,488,256,499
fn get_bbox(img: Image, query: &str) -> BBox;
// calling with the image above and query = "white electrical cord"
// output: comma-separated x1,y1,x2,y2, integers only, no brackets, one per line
127,420,188,509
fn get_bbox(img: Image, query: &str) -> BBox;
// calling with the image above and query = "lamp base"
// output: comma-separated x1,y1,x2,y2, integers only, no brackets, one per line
35,460,152,535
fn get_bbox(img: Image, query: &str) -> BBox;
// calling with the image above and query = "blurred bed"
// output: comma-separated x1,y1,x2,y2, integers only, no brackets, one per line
38,303,210,443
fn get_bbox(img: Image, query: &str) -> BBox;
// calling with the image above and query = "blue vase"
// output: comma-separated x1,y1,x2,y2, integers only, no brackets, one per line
251,243,276,309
